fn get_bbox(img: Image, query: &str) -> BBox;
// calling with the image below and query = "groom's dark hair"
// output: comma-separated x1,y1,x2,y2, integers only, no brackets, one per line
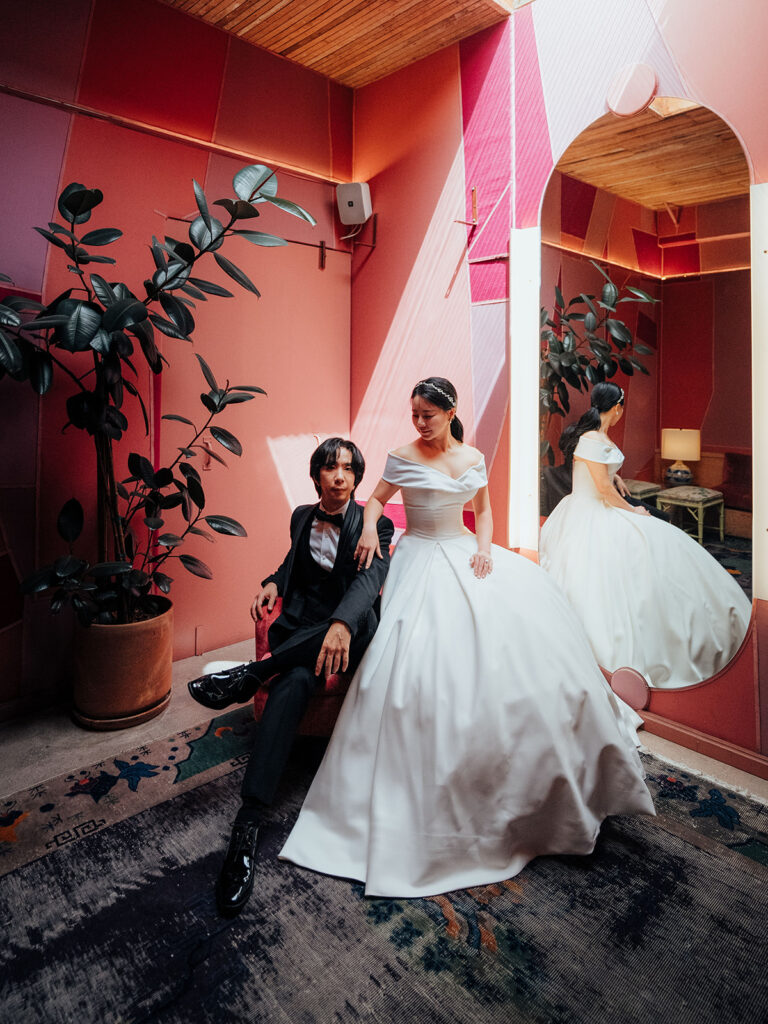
309,437,365,497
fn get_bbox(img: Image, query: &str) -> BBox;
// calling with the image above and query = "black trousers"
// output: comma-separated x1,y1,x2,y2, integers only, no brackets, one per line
237,625,372,819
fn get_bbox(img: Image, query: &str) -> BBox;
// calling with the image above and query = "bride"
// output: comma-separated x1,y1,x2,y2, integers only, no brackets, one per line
540,382,751,689
280,377,654,898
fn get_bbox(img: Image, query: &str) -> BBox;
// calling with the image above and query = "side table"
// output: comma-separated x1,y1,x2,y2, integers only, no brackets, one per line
654,486,724,544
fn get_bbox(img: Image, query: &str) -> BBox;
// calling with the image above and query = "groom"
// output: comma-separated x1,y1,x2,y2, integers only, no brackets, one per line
188,437,394,916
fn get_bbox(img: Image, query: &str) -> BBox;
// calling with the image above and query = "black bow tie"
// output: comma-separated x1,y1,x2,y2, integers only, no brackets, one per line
315,508,344,528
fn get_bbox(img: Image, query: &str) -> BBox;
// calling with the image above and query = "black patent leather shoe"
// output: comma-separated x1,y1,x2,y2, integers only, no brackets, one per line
215,823,260,917
187,662,257,710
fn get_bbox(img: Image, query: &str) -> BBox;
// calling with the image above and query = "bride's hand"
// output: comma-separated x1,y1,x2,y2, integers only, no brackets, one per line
354,526,382,571
633,505,651,516
470,550,493,579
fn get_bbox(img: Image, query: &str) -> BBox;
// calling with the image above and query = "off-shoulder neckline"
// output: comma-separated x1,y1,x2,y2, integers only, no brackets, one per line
579,433,619,451
387,451,485,482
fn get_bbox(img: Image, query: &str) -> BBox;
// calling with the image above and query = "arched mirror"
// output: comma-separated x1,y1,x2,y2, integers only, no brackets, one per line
537,99,753,712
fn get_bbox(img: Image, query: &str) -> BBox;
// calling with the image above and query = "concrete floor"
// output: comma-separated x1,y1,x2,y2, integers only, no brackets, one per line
1,637,767,804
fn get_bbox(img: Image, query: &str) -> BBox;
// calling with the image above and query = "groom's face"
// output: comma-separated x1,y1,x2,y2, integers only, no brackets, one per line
317,447,356,511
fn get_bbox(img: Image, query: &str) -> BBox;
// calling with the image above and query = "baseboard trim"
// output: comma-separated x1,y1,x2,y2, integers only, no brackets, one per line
641,711,768,780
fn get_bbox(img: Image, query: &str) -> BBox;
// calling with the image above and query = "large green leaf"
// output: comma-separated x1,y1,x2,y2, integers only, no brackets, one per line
63,302,102,351
605,318,633,346
148,313,190,341
33,226,69,251
230,385,267,395
80,228,123,246
57,498,84,543
188,216,225,252
90,274,116,308
186,476,205,509
192,179,211,231
233,165,278,203
0,330,22,375
210,425,242,456
128,452,156,486
29,348,54,394
103,298,148,333
188,277,233,298
601,282,619,308
232,229,287,247
204,514,247,537
179,554,213,580
159,293,194,336
162,413,195,426
213,253,260,296
264,195,317,226
58,183,103,225
195,352,218,390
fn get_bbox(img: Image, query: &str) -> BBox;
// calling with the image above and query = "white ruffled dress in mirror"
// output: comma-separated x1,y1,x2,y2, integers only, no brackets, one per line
280,453,655,898
540,435,751,689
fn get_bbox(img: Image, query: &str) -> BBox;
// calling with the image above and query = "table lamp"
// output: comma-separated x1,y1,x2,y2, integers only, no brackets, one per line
661,428,700,485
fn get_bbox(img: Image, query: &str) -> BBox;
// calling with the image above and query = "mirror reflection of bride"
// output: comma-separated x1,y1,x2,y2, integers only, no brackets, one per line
539,382,752,689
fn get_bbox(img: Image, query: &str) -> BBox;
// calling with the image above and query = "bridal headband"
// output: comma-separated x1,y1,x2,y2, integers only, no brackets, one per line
417,381,456,407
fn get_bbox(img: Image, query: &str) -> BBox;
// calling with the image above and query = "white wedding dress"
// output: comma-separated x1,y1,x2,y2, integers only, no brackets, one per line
279,453,655,898
540,434,751,690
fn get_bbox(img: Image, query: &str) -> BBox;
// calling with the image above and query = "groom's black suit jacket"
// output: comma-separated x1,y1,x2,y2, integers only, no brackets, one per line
261,500,394,671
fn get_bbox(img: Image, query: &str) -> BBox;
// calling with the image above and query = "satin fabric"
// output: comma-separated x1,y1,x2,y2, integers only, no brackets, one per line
539,435,751,689
280,453,655,898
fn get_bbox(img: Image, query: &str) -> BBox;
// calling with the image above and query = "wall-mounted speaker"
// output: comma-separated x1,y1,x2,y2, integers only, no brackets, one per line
336,182,372,225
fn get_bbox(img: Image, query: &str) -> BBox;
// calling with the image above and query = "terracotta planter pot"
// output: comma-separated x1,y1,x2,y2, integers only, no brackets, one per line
72,598,173,731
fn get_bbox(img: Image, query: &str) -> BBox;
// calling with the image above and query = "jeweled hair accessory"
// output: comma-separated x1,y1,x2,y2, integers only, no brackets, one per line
417,380,456,407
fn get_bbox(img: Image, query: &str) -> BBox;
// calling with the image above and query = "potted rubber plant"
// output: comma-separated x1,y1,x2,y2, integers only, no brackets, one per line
539,260,658,465
0,164,314,728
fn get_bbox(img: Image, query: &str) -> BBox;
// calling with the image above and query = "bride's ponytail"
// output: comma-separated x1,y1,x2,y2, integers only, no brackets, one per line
559,382,624,464
450,415,464,442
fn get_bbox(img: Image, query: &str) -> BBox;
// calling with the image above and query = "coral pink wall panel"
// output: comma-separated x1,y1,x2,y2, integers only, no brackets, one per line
0,95,71,294
702,270,751,451
0,0,91,101
659,279,714,432
350,48,473,493
78,0,228,140
460,21,512,303
159,231,351,658
215,37,352,181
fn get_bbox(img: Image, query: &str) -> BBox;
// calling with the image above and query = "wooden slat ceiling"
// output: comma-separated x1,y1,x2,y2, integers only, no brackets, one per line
556,105,750,210
159,0,515,88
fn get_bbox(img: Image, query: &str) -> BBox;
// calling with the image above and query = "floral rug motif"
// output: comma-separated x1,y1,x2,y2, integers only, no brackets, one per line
0,705,258,877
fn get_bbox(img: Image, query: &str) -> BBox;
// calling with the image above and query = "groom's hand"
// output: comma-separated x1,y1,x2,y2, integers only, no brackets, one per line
251,582,278,621
315,621,352,679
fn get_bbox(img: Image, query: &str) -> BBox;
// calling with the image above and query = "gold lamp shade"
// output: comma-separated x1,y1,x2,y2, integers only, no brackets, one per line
661,428,700,484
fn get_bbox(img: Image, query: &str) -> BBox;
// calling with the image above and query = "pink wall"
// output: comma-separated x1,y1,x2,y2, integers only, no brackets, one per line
0,0,354,711
660,272,751,453
350,47,474,496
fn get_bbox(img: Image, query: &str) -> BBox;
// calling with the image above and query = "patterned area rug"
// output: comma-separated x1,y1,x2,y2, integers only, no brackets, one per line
1,713,767,1024
705,534,752,599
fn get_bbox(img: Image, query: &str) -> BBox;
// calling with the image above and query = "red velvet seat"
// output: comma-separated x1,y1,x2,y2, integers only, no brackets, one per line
252,598,350,736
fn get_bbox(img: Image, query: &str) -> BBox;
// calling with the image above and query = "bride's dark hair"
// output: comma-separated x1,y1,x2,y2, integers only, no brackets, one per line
411,377,464,442
559,382,624,464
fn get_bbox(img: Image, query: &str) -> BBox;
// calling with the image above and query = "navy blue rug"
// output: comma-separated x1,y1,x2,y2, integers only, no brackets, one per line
1,740,767,1024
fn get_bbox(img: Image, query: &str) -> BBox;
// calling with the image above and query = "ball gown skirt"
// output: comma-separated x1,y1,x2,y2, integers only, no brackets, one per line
279,455,655,898
540,437,751,690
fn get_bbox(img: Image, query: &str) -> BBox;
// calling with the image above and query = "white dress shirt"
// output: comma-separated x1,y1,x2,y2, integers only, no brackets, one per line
309,500,349,571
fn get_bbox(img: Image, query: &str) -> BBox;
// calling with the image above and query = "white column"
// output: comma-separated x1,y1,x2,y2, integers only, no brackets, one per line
751,183,768,601
507,226,541,550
